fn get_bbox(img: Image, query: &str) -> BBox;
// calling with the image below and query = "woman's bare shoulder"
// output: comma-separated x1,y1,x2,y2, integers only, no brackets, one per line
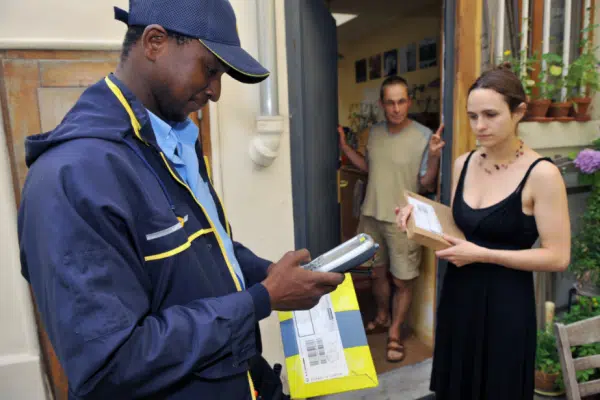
453,151,475,173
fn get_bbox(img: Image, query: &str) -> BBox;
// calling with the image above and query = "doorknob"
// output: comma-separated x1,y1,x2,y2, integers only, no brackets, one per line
339,180,348,188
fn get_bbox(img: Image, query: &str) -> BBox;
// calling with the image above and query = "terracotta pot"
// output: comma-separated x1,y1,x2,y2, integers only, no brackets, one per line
527,99,551,121
535,370,560,392
548,102,573,119
572,97,593,121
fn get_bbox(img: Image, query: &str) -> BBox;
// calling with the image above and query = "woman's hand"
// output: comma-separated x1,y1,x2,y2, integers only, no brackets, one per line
394,204,414,232
435,235,487,267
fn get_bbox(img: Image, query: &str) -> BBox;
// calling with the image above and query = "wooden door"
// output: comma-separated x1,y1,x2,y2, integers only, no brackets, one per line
0,49,211,400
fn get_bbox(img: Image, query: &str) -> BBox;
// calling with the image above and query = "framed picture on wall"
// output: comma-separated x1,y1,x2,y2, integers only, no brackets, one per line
369,54,381,80
399,43,417,73
355,59,367,83
419,37,438,69
383,49,398,77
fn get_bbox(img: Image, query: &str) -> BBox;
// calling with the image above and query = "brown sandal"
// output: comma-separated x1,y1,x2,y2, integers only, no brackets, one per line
365,317,391,335
386,338,405,363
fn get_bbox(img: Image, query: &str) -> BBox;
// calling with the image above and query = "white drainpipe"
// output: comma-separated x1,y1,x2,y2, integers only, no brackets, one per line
249,0,285,167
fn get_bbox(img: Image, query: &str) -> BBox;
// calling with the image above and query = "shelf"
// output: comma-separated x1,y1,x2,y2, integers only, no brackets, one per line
518,120,599,154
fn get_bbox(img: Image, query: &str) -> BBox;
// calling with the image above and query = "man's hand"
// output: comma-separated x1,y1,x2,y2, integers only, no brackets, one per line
394,204,414,232
261,250,345,311
428,123,446,158
337,125,348,149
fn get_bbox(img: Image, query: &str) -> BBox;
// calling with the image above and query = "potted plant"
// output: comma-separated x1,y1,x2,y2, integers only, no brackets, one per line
500,49,541,120
535,326,564,394
570,138,600,295
538,52,571,121
565,25,600,121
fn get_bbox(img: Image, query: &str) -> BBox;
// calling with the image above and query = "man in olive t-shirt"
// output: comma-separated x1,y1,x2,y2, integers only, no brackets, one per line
339,76,445,362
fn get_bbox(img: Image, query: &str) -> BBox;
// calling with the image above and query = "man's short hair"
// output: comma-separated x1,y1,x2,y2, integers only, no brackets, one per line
380,76,409,100
120,25,194,62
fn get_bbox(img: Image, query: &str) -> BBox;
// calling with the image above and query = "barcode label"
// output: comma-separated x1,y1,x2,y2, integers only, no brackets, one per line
415,203,429,214
306,338,327,366
292,295,349,383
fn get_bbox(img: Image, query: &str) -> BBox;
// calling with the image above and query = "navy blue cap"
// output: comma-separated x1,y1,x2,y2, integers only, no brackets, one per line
114,0,270,84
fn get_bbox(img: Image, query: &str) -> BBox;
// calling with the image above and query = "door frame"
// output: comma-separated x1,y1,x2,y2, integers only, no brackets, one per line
437,0,482,307
285,0,340,254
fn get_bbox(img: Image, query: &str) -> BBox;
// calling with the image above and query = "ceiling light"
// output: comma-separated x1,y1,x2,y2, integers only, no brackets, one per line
332,13,358,27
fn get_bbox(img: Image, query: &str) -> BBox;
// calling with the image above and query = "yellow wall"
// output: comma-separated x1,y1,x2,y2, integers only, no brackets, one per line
337,12,442,127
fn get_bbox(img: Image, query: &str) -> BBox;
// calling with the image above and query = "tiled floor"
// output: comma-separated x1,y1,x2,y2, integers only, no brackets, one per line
314,358,434,400
310,325,434,399
367,331,433,375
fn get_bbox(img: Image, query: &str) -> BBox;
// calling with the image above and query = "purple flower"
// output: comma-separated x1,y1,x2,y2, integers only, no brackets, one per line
574,148,600,174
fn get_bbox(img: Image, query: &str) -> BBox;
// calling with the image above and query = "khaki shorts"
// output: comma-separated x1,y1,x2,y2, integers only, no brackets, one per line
358,214,422,280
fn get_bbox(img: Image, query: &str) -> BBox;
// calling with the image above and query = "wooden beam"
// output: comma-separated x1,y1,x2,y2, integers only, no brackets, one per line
531,0,545,98
452,0,482,162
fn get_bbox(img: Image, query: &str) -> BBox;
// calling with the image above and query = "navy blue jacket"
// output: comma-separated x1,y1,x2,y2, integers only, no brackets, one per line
18,74,273,399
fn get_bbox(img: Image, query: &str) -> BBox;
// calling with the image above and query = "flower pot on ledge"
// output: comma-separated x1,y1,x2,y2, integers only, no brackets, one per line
548,102,574,122
534,370,562,395
527,99,552,122
572,97,593,122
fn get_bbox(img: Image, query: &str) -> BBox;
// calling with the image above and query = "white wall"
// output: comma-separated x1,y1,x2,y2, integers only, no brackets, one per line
0,103,48,398
214,0,293,384
0,0,128,50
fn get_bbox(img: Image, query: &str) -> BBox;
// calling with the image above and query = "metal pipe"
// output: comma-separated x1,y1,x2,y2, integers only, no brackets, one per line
562,0,572,101
542,0,551,79
256,0,279,116
520,0,530,77
496,0,507,60
582,0,592,94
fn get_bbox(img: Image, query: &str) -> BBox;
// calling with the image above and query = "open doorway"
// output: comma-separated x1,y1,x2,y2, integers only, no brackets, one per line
286,0,446,380
332,0,444,375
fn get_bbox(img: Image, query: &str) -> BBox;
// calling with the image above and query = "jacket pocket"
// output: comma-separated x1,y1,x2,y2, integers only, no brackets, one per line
140,214,214,262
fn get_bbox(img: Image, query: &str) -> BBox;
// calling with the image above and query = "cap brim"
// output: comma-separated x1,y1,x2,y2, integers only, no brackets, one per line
199,39,270,84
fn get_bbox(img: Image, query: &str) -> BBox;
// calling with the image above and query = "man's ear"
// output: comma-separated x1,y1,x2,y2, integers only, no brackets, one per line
141,25,169,62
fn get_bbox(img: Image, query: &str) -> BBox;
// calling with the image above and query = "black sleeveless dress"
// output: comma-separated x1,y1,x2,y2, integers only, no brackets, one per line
430,152,552,400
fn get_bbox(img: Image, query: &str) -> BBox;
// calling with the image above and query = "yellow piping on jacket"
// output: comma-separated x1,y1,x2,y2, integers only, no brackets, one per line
144,228,214,262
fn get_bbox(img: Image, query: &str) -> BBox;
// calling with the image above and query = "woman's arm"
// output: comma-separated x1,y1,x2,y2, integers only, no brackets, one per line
479,161,571,272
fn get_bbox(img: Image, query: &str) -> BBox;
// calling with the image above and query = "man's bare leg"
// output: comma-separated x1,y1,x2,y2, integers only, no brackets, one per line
387,277,415,361
365,265,391,332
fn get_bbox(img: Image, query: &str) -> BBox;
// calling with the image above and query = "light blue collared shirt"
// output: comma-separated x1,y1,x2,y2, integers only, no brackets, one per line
146,110,246,289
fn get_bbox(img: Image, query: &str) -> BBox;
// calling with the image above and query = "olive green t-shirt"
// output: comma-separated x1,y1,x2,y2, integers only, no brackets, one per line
361,121,432,223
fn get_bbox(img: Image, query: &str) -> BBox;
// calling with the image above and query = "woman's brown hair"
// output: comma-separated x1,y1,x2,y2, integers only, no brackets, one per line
468,62,527,112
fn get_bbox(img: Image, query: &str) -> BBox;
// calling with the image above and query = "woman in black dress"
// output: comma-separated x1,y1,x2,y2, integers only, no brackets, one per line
397,65,571,400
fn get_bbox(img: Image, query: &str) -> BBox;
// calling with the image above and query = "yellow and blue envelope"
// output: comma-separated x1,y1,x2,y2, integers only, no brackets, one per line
278,275,378,398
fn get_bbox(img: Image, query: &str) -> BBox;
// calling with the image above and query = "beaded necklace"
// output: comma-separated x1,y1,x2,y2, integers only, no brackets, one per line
478,139,524,175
